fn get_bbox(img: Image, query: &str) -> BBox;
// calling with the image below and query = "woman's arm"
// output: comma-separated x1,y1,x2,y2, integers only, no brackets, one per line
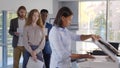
35,31,45,54
69,29,100,41
80,34,100,41
70,53,94,59
23,27,33,53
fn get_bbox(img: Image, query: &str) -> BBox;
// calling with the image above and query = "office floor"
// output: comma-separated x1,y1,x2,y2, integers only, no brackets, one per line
0,62,78,68
0,64,22,68
0,63,77,68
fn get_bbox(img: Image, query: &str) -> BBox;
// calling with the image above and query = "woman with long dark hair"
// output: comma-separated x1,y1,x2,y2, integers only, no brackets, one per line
49,7,100,68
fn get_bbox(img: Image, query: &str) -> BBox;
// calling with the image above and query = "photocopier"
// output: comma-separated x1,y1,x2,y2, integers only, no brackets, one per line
77,39,120,68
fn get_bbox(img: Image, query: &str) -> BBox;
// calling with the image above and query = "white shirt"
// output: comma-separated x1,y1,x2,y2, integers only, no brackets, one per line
17,19,25,46
49,26,81,68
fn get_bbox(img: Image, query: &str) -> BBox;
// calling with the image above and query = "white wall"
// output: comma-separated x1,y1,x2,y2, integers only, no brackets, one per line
0,0,79,24
0,0,53,14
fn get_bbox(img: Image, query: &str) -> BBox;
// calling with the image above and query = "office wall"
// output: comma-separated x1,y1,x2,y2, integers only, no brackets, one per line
50,0,79,23
0,0,79,24
48,0,59,18
0,0,53,14
0,0,78,19
59,1,78,24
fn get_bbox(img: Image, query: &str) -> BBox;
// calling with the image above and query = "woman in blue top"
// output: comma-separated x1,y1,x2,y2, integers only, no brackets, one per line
49,7,100,68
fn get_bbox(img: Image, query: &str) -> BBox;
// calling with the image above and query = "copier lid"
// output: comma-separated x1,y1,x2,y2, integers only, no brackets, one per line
94,38,119,62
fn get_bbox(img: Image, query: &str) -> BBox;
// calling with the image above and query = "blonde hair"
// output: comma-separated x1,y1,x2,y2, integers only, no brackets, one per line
25,9,44,28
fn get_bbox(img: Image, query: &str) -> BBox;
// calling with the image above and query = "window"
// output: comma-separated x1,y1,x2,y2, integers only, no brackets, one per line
108,1,120,42
76,0,120,54
7,11,17,65
77,1,107,54
0,11,23,67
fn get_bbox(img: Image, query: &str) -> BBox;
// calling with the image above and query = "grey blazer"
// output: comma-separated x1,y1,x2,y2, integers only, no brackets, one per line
9,18,19,48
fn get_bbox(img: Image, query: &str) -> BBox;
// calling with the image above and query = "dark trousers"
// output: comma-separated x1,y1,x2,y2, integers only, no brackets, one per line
43,53,51,68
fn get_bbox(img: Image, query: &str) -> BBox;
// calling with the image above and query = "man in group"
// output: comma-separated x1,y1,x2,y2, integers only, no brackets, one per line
40,9,52,68
9,6,27,68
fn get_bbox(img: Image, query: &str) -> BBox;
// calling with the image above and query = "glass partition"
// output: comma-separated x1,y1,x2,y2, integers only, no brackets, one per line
7,11,17,65
0,11,2,68
0,10,22,67
108,1,120,42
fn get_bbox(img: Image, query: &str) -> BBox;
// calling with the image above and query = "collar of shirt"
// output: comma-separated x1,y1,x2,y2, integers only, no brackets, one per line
58,27,67,32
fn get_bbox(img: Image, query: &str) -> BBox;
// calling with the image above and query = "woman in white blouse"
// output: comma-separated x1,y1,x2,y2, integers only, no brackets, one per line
23,9,45,68
49,7,100,68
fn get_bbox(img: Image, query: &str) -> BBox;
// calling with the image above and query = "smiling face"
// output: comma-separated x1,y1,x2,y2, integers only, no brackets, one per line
62,15,73,27
32,12,39,23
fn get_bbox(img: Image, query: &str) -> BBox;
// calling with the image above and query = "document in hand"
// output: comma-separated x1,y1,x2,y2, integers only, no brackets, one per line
27,57,44,68
94,38,119,62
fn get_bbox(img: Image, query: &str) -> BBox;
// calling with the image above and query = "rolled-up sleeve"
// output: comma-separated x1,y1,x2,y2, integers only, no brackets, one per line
69,31,81,41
